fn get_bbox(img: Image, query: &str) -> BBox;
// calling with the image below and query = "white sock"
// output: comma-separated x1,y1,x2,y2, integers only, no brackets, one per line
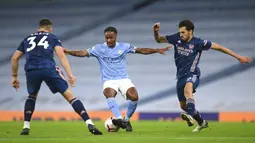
23,121,30,129
85,119,94,127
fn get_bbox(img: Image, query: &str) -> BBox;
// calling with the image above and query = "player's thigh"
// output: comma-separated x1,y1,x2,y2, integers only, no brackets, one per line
118,79,136,100
103,80,118,98
184,75,200,97
26,70,43,95
44,68,68,94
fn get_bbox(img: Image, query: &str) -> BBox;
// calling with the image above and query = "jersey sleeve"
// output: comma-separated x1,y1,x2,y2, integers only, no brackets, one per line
87,45,99,57
125,43,137,54
52,37,62,47
197,38,212,51
165,33,180,45
16,41,25,53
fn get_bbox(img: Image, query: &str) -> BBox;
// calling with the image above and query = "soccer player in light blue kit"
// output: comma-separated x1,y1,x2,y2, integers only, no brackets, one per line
64,26,169,132
153,20,253,132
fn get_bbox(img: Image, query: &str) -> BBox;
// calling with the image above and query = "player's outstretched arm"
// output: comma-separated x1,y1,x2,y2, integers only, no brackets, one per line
11,50,23,91
64,48,89,57
211,42,253,64
135,45,172,55
55,46,76,86
153,23,168,43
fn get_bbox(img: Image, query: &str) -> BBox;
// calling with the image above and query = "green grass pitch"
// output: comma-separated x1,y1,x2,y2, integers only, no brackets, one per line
0,121,255,143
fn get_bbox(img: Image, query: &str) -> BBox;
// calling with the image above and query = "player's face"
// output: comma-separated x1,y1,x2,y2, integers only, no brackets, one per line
49,27,53,33
105,32,117,47
179,27,192,42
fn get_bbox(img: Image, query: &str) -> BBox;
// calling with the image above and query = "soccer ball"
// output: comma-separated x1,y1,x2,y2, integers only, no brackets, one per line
104,117,120,132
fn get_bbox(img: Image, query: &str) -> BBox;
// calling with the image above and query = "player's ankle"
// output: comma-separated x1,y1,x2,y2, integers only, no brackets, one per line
85,119,94,127
23,121,30,129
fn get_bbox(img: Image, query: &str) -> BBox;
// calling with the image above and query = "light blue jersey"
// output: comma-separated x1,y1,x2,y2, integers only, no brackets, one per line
87,42,136,81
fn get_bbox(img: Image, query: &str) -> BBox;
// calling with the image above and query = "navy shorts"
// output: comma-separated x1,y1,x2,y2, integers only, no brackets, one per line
25,67,68,95
176,75,200,101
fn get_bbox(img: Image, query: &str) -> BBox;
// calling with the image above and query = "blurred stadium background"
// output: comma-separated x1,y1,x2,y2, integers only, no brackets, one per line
0,0,255,122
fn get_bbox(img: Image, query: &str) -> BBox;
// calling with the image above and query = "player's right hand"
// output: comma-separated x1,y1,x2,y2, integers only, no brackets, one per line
238,56,253,64
12,77,20,92
68,75,76,87
153,23,160,32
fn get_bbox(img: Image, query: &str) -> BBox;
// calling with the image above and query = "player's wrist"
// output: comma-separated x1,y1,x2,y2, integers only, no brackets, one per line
68,74,74,78
236,55,242,60
12,74,18,77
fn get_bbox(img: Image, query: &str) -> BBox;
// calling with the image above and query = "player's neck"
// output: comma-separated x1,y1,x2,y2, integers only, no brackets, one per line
108,43,116,48
37,28,50,33
109,45,116,48
186,35,193,43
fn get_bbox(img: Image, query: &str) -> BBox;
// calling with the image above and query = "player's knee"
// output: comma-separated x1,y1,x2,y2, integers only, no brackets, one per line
126,88,139,101
103,88,116,98
129,94,139,101
29,92,38,99
62,88,75,102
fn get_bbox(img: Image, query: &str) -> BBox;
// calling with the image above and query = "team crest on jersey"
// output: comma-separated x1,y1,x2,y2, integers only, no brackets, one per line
189,44,194,49
118,50,123,55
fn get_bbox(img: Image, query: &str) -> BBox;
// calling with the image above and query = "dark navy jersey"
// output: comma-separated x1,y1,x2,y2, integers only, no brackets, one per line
165,33,212,78
17,31,62,71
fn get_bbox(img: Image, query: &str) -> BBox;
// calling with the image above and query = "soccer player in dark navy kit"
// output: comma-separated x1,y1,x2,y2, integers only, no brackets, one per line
153,20,253,132
11,19,102,135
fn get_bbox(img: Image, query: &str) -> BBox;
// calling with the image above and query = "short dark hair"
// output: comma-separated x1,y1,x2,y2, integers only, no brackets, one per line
39,18,52,27
104,26,117,34
179,20,194,31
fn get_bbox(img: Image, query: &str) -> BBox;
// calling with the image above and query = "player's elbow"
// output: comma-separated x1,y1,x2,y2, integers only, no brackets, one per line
11,56,18,62
155,39,161,43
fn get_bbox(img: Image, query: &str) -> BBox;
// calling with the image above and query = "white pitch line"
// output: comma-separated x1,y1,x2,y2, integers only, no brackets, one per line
0,137,255,140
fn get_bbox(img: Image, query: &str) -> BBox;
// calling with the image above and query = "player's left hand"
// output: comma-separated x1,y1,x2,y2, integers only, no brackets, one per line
68,75,76,87
153,23,161,32
238,56,253,64
12,76,20,92
158,45,171,55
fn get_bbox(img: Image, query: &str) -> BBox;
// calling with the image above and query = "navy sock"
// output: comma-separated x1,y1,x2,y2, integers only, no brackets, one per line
192,110,204,125
186,98,196,116
70,98,90,121
24,95,36,122
186,98,204,125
